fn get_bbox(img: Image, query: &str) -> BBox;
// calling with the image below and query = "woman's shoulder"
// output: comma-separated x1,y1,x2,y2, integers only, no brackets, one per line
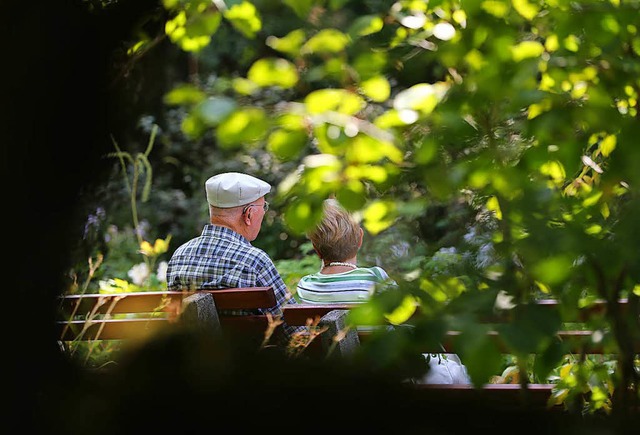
363,266,390,281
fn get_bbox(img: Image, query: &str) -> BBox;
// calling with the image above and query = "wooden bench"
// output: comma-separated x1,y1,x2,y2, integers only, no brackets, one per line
57,288,631,412
56,287,279,348
281,298,639,411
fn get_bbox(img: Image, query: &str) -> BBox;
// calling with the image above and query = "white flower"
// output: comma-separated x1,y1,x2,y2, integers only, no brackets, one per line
128,262,150,286
494,290,516,310
156,261,168,283
433,22,456,41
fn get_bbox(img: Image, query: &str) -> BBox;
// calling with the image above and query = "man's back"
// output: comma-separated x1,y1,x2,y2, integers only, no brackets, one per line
165,171,302,342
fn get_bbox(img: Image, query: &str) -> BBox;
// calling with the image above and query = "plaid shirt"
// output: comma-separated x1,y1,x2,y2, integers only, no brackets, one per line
166,224,302,339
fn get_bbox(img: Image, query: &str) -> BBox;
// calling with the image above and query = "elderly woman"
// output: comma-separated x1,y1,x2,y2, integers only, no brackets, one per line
296,199,393,303
296,198,471,385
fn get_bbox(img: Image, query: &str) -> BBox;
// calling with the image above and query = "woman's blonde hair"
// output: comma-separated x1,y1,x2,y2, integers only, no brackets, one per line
308,199,361,263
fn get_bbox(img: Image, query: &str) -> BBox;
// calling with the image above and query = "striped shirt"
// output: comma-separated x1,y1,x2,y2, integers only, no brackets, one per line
296,266,392,304
166,224,302,339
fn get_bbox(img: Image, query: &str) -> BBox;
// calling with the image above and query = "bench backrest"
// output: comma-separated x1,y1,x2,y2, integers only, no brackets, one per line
57,287,277,342
282,299,636,354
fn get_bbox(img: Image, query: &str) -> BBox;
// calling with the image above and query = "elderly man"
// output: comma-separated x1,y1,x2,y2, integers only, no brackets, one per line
166,171,301,342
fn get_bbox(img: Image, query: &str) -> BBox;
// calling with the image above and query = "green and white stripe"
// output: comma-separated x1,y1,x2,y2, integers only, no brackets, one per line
296,266,391,304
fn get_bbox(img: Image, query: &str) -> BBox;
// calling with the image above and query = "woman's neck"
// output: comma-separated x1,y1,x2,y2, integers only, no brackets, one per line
320,257,358,274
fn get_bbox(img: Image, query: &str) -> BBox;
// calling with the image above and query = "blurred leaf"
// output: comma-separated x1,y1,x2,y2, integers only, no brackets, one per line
363,200,396,235
344,164,388,184
511,41,545,62
345,135,403,164
352,52,387,80
232,77,260,95
181,112,206,139
486,196,502,220
284,200,324,234
374,109,418,128
533,338,567,382
283,0,313,19
267,129,308,160
305,89,365,115
348,298,388,326
393,82,449,114
497,304,561,354
384,295,418,325
302,28,350,54
164,84,205,105
481,1,509,18
247,57,299,88
348,15,384,38
512,0,539,20
223,0,261,39
600,134,616,157
216,107,268,147
360,75,391,102
456,326,504,386
335,182,367,210
165,10,221,52
266,29,306,56
195,97,237,126
532,255,573,286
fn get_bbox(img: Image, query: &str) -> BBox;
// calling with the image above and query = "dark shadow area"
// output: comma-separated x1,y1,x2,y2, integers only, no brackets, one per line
35,329,627,435
2,2,637,434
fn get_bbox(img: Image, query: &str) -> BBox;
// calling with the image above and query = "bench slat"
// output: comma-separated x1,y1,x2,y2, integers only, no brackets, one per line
57,315,271,341
58,318,171,341
59,287,276,316
282,299,631,325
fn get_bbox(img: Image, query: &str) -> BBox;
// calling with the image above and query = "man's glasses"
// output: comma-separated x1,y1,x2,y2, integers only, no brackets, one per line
242,201,269,215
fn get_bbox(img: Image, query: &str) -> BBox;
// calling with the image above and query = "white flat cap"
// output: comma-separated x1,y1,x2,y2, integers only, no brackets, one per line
205,172,271,208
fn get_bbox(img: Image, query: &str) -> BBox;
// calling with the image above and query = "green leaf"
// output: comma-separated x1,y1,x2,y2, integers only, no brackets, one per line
181,113,206,139
360,75,391,102
533,339,567,382
335,182,367,211
232,77,260,95
345,135,403,164
497,304,561,354
374,109,418,128
600,134,616,157
348,15,384,38
481,1,510,18
305,89,365,115
512,0,539,20
283,0,313,19
455,326,504,386
511,41,545,62
223,1,262,39
531,255,573,286
352,52,387,80
284,200,324,234
302,29,350,54
266,29,306,56
194,97,237,126
247,58,299,88
164,84,205,105
344,164,389,184
363,200,396,235
384,295,418,325
393,82,449,114
216,108,268,148
165,10,221,52
267,129,308,160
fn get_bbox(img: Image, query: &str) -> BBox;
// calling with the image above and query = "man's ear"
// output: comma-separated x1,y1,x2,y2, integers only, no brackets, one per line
358,227,364,248
242,209,252,225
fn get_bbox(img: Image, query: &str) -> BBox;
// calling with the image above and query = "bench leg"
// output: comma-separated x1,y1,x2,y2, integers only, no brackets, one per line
181,292,222,336
319,309,360,359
